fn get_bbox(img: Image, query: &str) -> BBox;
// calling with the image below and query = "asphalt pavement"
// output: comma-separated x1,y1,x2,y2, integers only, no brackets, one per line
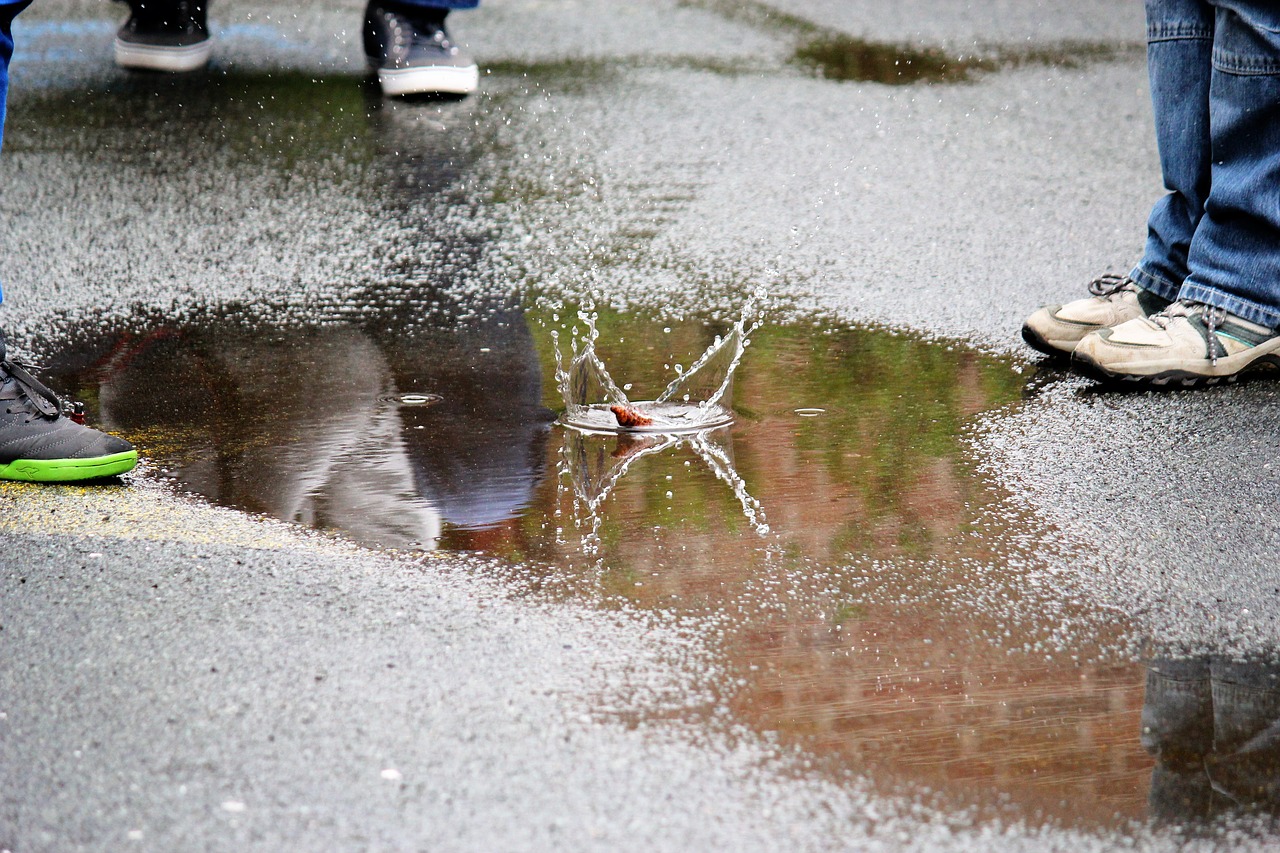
5,1,1280,850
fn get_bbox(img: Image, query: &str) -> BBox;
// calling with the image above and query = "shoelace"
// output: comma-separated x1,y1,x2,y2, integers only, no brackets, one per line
0,359,62,420
1149,301,1228,366
1086,273,1135,298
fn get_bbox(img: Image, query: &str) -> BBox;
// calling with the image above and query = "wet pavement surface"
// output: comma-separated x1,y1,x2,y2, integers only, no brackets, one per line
5,1,1280,851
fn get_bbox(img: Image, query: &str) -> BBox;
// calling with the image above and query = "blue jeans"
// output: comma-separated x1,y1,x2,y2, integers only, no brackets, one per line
1134,0,1280,328
0,0,479,306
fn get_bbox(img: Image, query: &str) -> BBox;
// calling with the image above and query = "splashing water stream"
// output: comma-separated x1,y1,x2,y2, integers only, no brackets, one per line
555,286,767,433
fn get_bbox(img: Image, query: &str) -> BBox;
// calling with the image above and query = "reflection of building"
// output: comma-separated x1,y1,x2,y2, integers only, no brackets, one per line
1143,658,1280,823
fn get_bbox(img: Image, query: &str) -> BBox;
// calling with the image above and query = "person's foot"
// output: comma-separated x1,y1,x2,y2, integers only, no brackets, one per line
1073,300,1280,388
1022,273,1172,358
114,0,212,73
363,3,478,97
0,350,137,482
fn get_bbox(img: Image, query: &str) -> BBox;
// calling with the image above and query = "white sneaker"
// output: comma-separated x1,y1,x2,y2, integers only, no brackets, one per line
1073,300,1280,388
1021,274,1171,357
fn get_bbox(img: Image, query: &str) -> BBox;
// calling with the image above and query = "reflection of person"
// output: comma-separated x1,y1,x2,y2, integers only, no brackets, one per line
1023,1,1280,387
0,0,137,482
1142,658,1280,824
47,310,552,551
114,0,481,97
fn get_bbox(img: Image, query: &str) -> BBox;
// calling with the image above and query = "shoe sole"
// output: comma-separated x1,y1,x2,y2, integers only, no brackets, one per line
378,64,478,97
0,450,138,483
1072,350,1280,389
1020,323,1075,359
115,38,212,72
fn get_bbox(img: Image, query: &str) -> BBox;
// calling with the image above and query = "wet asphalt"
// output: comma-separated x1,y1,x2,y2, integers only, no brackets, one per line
5,0,1280,850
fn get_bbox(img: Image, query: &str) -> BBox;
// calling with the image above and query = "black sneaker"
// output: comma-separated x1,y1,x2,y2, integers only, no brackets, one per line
115,0,212,72
363,3,478,97
0,340,137,483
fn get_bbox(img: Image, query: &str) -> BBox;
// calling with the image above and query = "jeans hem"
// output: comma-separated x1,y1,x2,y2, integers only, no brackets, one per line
1177,281,1280,329
1130,265,1182,303
1147,23,1213,44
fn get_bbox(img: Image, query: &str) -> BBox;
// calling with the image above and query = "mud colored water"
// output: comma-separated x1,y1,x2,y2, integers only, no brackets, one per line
44,306,1165,833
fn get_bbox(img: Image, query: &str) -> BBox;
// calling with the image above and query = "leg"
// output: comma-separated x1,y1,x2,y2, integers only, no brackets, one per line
0,2,138,481
1016,0,1197,358
1131,0,1215,304
0,0,33,307
1072,2,1280,387
1177,0,1280,327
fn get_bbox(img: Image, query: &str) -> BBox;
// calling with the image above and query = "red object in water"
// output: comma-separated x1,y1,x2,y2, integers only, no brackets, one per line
69,402,86,425
610,404,653,428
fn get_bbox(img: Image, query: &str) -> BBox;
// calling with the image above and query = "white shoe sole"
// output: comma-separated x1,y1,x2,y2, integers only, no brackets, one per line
1074,336,1280,387
378,64,478,97
115,37,213,73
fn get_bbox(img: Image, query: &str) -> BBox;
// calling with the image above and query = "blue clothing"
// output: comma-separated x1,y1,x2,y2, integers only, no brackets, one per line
1134,0,1280,327
0,0,29,306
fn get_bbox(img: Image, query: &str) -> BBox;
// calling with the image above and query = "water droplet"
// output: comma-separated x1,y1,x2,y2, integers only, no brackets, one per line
385,393,442,407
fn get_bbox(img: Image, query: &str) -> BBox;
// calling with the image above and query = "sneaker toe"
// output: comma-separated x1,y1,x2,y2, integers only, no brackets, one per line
72,429,134,459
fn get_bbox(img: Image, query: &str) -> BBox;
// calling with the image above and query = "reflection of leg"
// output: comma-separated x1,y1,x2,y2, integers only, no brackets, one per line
1141,658,1215,824
114,0,212,73
192,327,442,550
1206,661,1280,809
1130,0,1214,303
363,1,479,97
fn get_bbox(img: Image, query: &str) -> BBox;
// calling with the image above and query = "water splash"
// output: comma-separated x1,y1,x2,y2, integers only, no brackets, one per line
656,285,767,412
556,286,767,433
559,425,769,557
553,303,632,415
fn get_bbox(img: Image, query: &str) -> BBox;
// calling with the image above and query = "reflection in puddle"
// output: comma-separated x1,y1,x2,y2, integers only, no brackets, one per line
561,425,768,558
43,305,1169,832
1143,659,1280,826
793,37,994,85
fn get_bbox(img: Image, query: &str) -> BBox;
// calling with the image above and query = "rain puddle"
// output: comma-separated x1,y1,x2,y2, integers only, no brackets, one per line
684,0,1136,85
42,303,1171,834
7,13,1273,845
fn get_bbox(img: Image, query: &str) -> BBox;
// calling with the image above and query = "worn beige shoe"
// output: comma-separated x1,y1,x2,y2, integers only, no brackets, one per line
1073,301,1280,388
1021,274,1172,357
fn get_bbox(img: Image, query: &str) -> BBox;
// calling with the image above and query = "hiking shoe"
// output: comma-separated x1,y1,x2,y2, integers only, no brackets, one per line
0,350,137,482
1021,273,1172,358
363,3,478,97
115,0,212,73
1073,300,1280,388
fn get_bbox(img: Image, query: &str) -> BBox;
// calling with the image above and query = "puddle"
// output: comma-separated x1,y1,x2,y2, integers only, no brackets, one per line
681,0,1135,85
43,303,1166,832
7,30,1271,845
790,37,1132,86
793,37,994,85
